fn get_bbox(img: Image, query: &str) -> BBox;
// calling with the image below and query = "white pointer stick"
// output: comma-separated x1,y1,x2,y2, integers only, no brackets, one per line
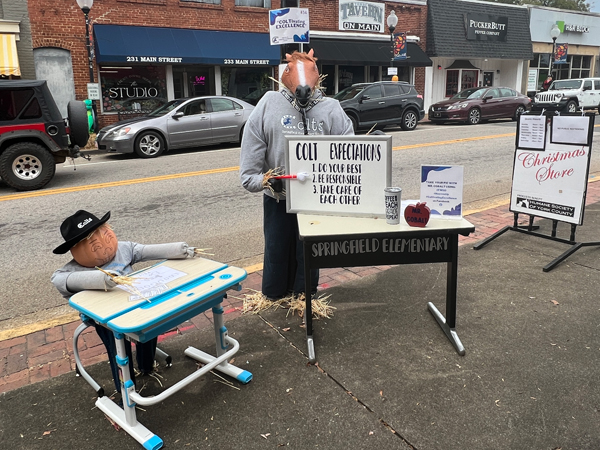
273,172,310,181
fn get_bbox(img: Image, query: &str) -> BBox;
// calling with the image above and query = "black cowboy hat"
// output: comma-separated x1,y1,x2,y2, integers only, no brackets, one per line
53,210,111,254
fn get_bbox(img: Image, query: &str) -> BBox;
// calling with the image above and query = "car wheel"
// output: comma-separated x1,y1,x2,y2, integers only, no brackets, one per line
512,105,526,121
566,100,578,113
349,115,358,132
468,108,481,125
67,100,90,147
0,142,56,191
401,110,418,131
134,131,165,158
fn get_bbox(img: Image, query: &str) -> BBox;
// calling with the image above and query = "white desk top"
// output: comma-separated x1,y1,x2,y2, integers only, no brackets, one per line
69,258,246,332
297,213,475,239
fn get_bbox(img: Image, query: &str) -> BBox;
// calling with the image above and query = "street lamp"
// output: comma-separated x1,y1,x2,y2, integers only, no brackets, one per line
387,10,398,69
549,23,561,79
76,0,97,132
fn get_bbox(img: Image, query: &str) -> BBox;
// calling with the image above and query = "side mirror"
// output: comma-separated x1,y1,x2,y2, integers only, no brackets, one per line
583,85,592,91
360,95,371,102
172,111,184,119
483,95,493,101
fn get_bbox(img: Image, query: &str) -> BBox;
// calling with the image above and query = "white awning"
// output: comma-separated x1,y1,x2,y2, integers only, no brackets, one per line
0,34,21,77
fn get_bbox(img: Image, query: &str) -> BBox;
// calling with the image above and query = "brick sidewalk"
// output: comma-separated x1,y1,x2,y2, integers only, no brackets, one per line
2,181,600,394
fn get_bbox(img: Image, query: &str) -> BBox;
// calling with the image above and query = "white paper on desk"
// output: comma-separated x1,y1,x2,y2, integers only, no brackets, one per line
117,265,188,301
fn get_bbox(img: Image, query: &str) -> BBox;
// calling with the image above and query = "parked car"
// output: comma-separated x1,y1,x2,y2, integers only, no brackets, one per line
532,78,600,113
429,87,531,125
96,96,254,158
333,81,425,132
0,80,89,191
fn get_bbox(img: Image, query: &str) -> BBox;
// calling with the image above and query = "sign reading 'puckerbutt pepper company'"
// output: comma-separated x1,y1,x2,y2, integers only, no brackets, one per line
465,13,508,41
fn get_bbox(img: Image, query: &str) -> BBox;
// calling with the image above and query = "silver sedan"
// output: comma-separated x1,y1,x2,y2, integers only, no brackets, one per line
96,96,255,158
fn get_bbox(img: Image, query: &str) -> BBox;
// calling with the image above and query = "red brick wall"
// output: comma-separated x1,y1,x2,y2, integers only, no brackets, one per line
28,0,427,125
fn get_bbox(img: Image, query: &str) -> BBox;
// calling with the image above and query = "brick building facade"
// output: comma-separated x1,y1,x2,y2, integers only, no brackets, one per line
23,0,428,127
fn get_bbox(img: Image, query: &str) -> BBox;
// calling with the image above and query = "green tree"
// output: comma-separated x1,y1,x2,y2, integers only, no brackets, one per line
478,0,590,11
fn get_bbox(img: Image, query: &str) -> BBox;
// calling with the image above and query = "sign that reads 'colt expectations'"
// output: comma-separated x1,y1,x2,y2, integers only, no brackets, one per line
339,0,385,33
465,13,508,41
285,135,392,217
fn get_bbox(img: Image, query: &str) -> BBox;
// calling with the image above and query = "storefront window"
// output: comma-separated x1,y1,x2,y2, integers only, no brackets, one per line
338,66,364,90
531,52,592,82
221,66,272,105
235,0,271,6
446,70,459,97
570,55,591,79
99,66,167,114
461,70,478,89
320,65,335,96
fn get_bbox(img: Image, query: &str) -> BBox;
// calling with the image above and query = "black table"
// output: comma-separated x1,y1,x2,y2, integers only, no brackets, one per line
298,213,475,363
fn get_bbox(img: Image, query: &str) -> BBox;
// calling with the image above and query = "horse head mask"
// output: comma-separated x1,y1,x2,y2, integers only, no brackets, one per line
281,49,320,108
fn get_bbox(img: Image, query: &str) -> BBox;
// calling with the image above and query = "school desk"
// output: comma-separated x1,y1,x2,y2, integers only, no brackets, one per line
69,257,251,450
297,213,475,363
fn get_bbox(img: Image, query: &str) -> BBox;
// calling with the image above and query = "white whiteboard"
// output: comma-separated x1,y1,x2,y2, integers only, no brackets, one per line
285,135,392,217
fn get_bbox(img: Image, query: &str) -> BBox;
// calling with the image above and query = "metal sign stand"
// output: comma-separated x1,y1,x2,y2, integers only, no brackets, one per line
473,212,600,272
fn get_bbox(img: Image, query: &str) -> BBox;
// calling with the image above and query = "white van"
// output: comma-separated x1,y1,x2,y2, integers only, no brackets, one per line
532,78,600,113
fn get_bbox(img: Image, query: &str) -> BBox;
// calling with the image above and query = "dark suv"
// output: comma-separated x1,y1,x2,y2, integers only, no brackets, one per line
0,80,89,191
333,81,425,132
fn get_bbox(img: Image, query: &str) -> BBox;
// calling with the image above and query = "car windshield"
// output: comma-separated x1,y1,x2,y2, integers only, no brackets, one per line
451,88,487,100
146,99,188,117
333,85,366,101
549,80,582,90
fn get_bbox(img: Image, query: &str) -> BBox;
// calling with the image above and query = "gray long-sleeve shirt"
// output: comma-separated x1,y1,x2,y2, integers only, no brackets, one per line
51,241,190,299
239,89,354,199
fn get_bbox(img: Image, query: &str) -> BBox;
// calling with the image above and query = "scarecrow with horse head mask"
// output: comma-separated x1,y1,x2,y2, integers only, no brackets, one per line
240,49,354,301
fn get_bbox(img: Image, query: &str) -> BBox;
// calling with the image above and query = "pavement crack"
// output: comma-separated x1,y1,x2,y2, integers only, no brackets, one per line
257,313,417,449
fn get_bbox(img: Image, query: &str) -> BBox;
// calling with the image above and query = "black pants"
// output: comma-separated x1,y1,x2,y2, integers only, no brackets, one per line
262,195,319,299
92,323,157,394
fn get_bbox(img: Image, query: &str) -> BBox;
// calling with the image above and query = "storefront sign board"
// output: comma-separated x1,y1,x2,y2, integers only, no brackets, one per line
465,13,508,41
285,135,392,217
269,8,310,45
338,0,385,33
510,115,594,225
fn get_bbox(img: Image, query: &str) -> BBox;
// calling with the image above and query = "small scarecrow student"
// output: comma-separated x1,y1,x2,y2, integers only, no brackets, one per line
51,209,201,394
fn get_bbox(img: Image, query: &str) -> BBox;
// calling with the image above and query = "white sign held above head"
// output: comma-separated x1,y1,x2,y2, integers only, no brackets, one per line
284,135,392,218
510,114,595,225
269,8,310,45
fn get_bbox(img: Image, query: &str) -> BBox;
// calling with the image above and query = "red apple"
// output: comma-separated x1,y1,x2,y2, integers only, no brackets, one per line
404,202,431,227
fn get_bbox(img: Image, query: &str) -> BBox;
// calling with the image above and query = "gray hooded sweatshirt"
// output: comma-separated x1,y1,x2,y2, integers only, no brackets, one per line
239,89,354,199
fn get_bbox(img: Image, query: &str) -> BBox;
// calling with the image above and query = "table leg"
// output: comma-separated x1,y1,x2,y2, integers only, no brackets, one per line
94,333,163,449
183,304,253,384
303,242,316,364
427,235,465,356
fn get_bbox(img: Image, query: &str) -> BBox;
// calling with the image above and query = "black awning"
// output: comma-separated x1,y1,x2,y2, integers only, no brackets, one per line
309,40,432,67
445,60,480,70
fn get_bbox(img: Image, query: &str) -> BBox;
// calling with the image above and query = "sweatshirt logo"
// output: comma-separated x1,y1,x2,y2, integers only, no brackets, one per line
281,114,296,128
78,218,93,228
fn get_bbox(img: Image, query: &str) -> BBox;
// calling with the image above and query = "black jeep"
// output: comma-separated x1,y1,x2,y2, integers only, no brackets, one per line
0,80,89,191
